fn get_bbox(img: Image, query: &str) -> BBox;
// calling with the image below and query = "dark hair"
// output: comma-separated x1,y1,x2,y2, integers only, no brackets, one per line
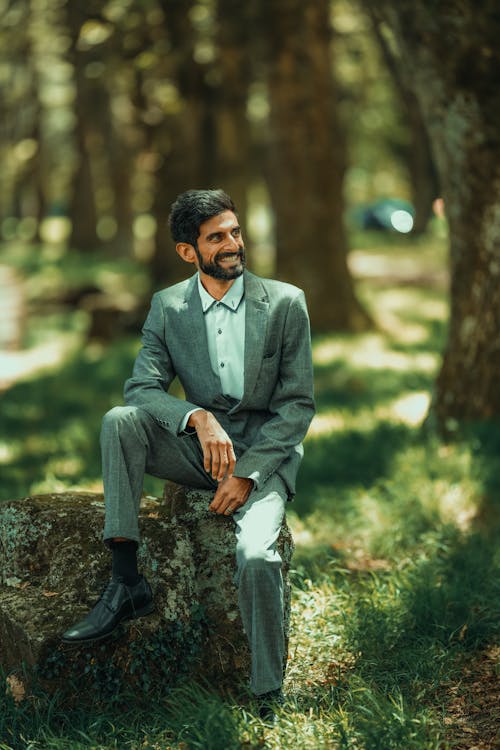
168,189,237,246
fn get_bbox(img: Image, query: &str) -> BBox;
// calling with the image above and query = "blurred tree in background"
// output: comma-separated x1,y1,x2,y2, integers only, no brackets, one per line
361,0,500,426
256,0,372,331
0,0,420,332
365,11,439,235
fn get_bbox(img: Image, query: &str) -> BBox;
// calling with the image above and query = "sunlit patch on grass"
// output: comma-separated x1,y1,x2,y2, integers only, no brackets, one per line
307,391,430,437
307,411,347,436
45,456,85,477
349,244,449,282
0,335,81,391
313,332,439,372
383,318,430,344
371,287,447,318
388,390,430,425
0,442,18,464
29,473,76,495
435,481,478,531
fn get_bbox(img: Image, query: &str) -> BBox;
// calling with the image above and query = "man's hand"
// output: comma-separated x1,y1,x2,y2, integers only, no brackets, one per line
209,476,254,516
188,410,236,481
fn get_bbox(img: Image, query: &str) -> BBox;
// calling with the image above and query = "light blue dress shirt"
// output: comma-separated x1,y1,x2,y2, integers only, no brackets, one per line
180,274,245,431
197,273,245,399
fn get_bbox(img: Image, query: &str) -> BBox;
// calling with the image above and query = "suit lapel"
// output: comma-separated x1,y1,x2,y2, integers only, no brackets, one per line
180,275,221,397
237,272,269,409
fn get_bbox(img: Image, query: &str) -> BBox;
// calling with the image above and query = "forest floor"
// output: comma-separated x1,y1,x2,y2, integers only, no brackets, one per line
0,229,499,749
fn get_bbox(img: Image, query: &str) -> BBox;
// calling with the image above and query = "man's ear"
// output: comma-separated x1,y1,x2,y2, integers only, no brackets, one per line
176,242,198,265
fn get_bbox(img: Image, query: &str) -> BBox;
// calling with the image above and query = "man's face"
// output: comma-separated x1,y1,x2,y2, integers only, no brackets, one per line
194,211,245,281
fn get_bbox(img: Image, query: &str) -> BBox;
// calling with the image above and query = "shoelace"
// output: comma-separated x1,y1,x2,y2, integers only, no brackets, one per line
97,579,135,614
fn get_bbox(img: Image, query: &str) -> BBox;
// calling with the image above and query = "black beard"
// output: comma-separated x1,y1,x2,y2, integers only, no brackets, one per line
194,246,246,280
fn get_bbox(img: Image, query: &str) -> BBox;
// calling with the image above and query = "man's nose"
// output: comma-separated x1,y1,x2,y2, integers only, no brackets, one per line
223,234,240,250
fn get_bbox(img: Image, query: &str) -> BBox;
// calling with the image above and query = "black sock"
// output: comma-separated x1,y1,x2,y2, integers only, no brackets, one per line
111,541,141,586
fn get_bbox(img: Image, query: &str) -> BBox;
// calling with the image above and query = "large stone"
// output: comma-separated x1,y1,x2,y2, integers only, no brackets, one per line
0,485,294,702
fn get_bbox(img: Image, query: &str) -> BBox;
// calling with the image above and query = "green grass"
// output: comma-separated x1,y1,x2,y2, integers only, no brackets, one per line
1,232,499,749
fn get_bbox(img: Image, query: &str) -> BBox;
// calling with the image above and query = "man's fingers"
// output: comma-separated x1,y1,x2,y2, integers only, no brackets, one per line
213,497,239,515
205,441,234,480
208,476,253,514
227,448,236,478
209,482,231,513
210,448,220,479
203,448,211,474
216,451,228,481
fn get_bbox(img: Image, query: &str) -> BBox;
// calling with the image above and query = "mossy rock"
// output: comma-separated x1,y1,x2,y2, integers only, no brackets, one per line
0,486,294,704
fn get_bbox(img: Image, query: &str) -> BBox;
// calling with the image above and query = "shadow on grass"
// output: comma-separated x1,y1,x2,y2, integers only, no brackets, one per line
0,678,252,750
343,527,500,695
295,421,414,517
313,363,434,413
464,421,500,531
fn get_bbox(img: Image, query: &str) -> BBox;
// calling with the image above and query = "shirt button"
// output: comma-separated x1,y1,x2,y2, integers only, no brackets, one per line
220,362,225,368
218,328,222,334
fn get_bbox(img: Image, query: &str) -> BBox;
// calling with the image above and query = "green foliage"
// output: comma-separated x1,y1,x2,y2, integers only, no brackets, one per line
344,530,499,679
162,683,250,750
36,612,206,705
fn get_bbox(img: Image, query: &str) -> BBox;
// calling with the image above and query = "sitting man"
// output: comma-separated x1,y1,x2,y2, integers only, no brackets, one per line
62,188,315,718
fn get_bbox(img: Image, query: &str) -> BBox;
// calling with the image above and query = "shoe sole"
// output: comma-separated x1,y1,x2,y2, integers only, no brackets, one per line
61,602,155,645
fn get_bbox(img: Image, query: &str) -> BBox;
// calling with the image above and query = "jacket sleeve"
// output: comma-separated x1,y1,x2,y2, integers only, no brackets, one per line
123,294,199,434
233,290,315,488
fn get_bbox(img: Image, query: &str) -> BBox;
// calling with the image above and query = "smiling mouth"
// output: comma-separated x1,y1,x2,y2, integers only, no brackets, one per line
218,252,243,263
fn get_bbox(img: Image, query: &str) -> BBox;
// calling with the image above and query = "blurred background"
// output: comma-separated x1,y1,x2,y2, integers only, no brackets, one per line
0,2,442,319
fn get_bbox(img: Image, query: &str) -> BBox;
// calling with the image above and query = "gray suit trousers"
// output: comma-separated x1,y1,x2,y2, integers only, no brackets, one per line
100,405,287,695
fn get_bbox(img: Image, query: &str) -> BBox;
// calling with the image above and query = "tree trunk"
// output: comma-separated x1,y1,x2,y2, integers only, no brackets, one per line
66,2,101,251
19,0,71,231
257,0,372,332
144,0,213,286
365,1,500,425
211,0,254,235
0,0,44,228
146,1,254,288
69,115,99,251
368,13,439,235
405,96,439,235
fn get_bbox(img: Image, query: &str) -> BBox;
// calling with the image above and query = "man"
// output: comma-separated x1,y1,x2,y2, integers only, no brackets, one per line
62,189,315,718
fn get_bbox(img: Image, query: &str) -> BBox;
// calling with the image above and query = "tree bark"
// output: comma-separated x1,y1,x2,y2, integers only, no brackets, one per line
211,0,254,234
257,0,372,332
0,0,43,227
144,0,213,286
66,2,102,251
364,1,500,424
145,0,254,287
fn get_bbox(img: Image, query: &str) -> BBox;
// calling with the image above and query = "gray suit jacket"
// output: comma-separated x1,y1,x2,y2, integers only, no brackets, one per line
124,270,315,498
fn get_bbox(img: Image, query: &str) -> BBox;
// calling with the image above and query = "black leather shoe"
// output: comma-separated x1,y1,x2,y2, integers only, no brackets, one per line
257,688,285,724
61,576,154,643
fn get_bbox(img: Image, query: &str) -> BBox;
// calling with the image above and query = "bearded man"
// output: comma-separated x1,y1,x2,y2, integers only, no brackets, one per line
62,188,315,720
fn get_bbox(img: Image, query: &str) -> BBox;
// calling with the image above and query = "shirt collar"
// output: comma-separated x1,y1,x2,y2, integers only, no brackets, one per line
197,273,245,313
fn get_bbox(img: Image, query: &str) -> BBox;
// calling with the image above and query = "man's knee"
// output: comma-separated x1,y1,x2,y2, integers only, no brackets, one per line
101,405,150,438
237,546,282,575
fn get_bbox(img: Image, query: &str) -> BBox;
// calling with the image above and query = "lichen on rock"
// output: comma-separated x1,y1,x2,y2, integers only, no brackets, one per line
0,485,294,703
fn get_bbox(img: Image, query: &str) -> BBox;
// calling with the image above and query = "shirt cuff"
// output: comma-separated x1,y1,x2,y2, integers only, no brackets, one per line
178,408,203,434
